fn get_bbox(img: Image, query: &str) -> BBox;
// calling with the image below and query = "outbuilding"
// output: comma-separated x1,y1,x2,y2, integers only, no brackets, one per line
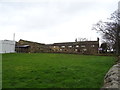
0,40,15,53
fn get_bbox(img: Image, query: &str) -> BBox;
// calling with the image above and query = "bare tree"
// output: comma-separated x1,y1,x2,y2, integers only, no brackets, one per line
92,10,120,55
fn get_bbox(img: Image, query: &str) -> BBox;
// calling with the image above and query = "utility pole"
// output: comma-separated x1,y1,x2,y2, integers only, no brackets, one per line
13,33,15,41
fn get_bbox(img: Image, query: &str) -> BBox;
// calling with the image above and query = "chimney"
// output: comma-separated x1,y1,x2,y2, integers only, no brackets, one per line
75,38,77,42
97,37,99,42
13,33,15,41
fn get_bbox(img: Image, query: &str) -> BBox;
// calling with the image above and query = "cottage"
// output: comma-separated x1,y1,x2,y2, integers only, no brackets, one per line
49,39,99,54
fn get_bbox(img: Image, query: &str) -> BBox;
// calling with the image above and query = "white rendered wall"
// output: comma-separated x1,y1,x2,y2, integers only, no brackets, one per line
0,40,15,53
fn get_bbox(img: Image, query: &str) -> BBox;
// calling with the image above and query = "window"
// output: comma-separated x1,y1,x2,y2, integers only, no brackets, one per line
83,48,87,51
68,46,72,48
81,45,85,47
60,49,62,51
61,46,65,48
91,45,95,47
76,45,79,47
53,46,56,48
75,49,78,51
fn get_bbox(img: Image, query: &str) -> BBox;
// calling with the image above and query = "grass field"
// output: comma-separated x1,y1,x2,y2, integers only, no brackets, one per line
2,53,115,88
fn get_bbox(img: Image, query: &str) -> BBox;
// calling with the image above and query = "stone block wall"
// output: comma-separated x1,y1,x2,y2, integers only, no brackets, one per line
102,56,120,89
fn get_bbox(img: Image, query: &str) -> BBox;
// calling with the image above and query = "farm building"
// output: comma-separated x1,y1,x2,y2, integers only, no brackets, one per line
49,38,99,54
15,39,50,53
16,38,99,54
0,40,15,53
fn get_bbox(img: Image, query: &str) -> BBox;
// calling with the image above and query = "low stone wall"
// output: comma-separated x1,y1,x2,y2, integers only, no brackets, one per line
102,56,120,89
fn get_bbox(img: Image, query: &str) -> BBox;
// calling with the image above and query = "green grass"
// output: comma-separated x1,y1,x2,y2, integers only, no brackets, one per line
2,53,115,88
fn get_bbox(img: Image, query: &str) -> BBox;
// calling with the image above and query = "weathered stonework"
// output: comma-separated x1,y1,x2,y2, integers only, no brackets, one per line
102,56,120,89
49,40,99,54
16,39,99,54
16,39,50,53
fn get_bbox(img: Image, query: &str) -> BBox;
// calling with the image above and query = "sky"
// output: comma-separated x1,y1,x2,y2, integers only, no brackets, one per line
0,0,119,44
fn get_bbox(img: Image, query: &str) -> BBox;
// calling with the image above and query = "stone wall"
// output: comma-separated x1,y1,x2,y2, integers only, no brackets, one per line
102,56,120,89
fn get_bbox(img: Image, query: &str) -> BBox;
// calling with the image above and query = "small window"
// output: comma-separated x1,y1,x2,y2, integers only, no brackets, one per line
75,49,78,51
68,46,72,48
53,46,56,48
61,46,65,48
91,45,95,47
76,45,79,47
60,49,62,51
83,49,87,51
81,45,85,47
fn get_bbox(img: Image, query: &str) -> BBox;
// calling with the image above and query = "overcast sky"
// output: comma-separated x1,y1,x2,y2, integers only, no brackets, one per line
0,0,119,44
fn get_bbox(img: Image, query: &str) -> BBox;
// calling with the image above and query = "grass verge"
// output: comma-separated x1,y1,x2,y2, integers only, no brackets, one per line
2,53,115,88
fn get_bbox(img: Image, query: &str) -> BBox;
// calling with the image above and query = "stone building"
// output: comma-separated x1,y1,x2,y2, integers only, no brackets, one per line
49,39,99,54
15,39,50,53
16,38,99,54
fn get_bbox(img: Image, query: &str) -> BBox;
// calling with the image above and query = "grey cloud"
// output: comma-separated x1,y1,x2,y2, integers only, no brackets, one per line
1,2,87,32
0,1,112,32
